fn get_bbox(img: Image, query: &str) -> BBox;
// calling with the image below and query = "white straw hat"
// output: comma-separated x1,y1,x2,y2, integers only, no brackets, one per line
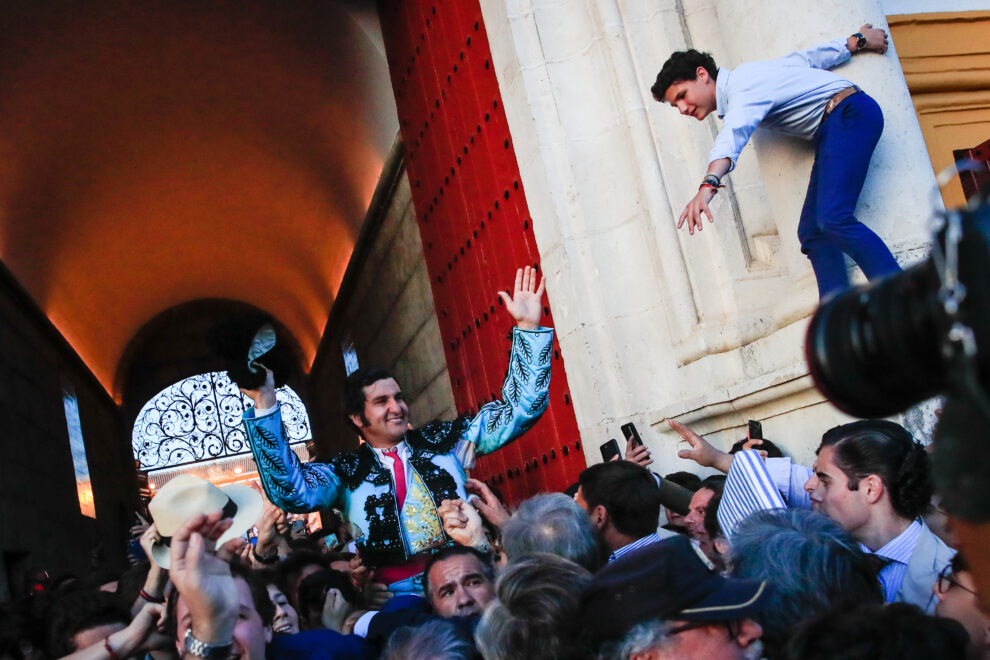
147,474,262,569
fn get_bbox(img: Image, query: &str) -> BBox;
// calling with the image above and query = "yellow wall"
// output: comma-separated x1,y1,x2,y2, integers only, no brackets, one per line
889,11,990,207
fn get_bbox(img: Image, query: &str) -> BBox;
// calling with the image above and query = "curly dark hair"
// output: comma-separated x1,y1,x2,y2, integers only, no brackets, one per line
818,420,933,521
651,49,718,102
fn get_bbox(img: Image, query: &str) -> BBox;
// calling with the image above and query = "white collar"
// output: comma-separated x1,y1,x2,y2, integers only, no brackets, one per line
371,440,408,461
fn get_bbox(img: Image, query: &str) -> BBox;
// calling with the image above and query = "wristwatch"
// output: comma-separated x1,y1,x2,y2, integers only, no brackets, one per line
852,32,867,51
252,545,278,565
184,629,233,660
700,173,722,189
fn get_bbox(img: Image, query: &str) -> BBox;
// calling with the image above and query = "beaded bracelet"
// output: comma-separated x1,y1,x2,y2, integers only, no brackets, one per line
139,588,165,604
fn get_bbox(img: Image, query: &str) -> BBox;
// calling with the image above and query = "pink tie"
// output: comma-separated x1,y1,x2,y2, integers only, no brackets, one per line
384,447,407,509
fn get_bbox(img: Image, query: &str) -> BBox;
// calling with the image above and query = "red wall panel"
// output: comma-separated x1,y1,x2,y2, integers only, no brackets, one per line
379,0,587,504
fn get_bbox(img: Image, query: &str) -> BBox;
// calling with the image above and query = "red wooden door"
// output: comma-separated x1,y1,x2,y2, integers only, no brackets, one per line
379,0,587,504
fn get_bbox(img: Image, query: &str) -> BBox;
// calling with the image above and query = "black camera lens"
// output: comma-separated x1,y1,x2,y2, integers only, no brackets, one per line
805,204,990,418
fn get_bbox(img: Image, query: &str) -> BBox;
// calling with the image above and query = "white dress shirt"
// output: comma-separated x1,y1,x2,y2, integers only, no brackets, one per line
372,440,412,491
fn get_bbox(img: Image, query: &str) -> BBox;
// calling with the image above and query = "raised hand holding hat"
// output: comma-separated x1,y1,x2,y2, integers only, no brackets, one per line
147,474,262,569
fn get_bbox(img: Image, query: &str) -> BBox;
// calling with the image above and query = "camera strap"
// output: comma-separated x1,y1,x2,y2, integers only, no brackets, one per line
934,204,990,425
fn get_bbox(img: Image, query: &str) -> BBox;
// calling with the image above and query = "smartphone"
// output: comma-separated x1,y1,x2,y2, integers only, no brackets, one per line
600,439,621,462
620,422,643,447
748,420,763,440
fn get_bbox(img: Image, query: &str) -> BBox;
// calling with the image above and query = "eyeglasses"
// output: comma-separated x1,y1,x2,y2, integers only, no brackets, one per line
937,564,978,597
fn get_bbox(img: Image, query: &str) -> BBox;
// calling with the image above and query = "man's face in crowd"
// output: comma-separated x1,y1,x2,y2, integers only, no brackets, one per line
804,445,870,535
266,584,300,636
663,67,718,121
427,554,495,618
176,577,271,660
635,620,763,660
666,506,688,531
351,378,409,446
684,488,714,542
935,569,990,651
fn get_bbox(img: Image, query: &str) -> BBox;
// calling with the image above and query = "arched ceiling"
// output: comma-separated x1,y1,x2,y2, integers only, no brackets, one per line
0,0,398,398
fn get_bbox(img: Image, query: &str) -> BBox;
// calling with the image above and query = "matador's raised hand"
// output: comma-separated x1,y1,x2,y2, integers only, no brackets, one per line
499,266,546,331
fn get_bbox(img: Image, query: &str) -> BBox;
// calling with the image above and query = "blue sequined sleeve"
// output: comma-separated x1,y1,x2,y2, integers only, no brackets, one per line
242,407,342,513
464,327,554,457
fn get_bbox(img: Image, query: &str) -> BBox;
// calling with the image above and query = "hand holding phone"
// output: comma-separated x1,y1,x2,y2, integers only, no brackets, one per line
600,439,621,462
621,423,643,447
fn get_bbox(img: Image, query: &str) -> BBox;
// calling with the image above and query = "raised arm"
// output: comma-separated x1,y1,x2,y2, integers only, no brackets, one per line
784,24,888,70
240,370,341,512
463,266,553,457
669,420,734,473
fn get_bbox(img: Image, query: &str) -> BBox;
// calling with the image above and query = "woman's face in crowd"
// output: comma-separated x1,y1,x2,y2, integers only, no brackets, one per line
267,584,300,635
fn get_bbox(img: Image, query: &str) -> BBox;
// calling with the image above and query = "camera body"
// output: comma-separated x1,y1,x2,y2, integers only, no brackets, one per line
805,203,990,418
807,201,990,525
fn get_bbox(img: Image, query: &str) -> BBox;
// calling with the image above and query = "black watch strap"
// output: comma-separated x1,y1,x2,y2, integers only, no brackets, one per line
853,32,866,51
252,546,278,565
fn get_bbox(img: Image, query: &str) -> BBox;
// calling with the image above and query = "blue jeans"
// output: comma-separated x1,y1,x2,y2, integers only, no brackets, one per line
796,91,901,299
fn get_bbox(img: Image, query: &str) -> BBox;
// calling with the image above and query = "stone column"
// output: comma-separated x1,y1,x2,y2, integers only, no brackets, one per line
481,0,940,468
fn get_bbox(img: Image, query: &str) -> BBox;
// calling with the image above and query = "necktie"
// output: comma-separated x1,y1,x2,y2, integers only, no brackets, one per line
383,447,407,509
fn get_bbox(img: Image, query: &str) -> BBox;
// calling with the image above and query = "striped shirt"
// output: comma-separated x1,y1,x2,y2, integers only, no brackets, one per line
717,450,926,601
609,533,664,563
717,449,787,538
869,519,923,603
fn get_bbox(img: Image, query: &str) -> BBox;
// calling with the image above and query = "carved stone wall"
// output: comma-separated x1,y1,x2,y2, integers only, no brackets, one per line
480,0,947,469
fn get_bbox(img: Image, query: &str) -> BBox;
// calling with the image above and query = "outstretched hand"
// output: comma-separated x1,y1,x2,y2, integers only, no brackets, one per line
465,478,510,529
853,23,888,54
254,501,286,558
499,266,546,330
669,420,733,473
678,186,717,235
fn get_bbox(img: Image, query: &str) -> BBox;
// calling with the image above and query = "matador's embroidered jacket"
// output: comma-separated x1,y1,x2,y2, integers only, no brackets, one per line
242,327,554,568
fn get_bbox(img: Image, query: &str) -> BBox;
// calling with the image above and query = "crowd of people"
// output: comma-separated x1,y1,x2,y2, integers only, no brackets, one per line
0,22,985,659
1,413,985,659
